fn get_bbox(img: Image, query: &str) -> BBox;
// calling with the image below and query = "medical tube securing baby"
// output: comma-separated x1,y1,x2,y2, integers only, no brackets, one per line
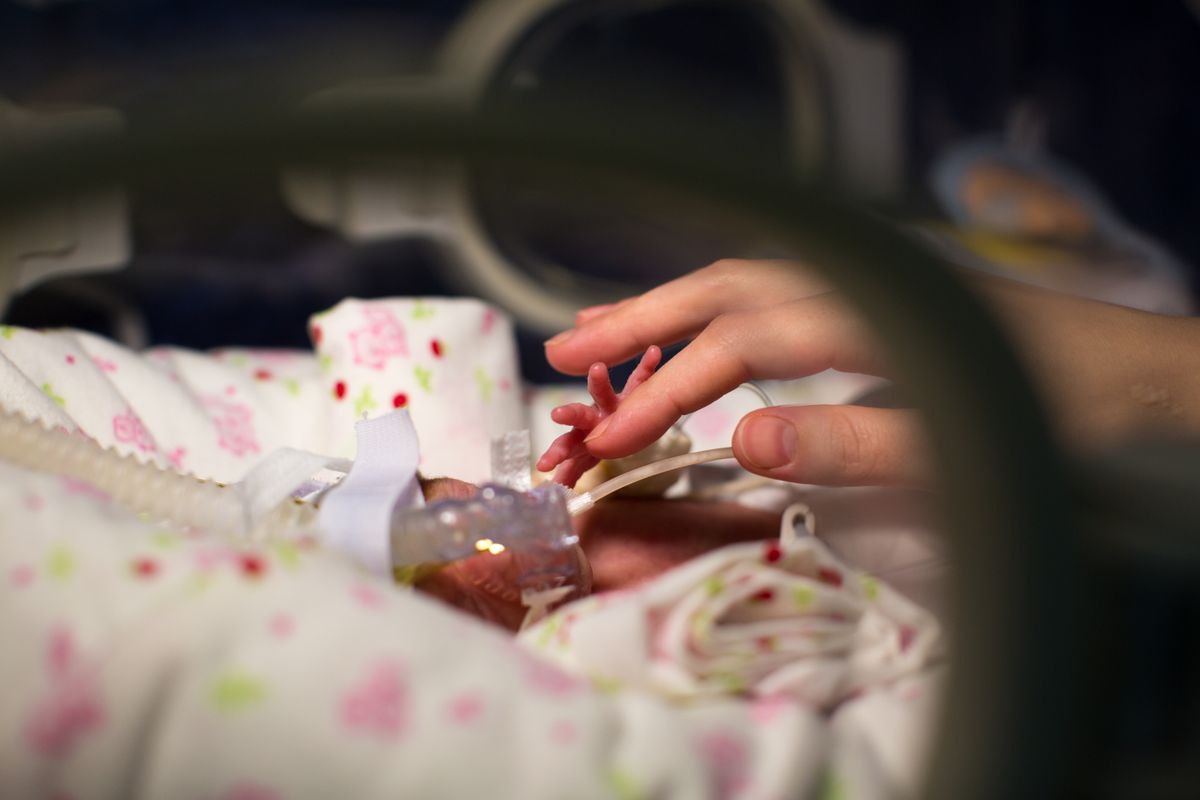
389,447,737,568
390,483,582,594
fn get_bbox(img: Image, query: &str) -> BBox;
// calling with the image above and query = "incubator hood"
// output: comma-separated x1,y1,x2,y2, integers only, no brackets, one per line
0,0,902,335
283,0,905,336
2,3,1199,796
0,98,129,317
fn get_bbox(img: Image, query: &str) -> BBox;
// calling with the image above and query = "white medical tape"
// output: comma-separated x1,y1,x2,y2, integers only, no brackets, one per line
290,461,354,502
236,448,346,537
519,585,576,632
780,503,816,549
490,428,532,491
318,410,424,576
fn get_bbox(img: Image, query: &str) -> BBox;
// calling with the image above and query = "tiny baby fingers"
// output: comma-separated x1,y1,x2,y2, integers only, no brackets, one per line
622,346,662,396
550,403,602,429
552,454,598,487
550,404,600,428
587,363,620,413
537,429,585,472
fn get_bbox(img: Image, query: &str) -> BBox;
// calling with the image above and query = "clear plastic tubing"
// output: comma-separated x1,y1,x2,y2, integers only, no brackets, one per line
0,407,268,534
565,447,735,515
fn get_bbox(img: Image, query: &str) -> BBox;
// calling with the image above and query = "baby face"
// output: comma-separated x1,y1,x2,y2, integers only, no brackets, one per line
414,477,778,630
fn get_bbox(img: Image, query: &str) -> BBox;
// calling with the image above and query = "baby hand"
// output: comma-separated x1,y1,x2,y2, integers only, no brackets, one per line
535,346,662,487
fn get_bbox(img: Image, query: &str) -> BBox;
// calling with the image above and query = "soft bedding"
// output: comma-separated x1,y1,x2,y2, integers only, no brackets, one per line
0,298,944,799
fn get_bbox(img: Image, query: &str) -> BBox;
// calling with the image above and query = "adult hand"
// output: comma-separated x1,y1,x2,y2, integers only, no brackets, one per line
545,259,925,486
545,259,1200,487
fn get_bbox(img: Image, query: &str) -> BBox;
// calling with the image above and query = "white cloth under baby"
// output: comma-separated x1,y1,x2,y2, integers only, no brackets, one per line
522,506,942,709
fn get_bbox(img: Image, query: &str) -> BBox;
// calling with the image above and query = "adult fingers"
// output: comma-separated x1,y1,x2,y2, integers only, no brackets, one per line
574,301,623,326
547,259,827,375
582,294,884,459
732,405,929,487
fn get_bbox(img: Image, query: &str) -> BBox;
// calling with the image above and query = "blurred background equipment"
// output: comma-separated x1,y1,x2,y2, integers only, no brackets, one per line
4,0,1196,367
0,98,129,320
281,0,904,334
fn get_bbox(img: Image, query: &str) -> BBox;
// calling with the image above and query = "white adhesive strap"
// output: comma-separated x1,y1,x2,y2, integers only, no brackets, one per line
490,429,532,491
318,410,424,576
519,585,576,631
290,463,355,503
780,503,816,549
236,448,345,536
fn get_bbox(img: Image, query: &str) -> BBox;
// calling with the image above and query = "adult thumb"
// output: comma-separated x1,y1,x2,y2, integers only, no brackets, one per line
731,405,928,487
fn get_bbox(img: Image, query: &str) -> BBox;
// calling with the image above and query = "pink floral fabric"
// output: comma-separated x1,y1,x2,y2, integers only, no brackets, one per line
0,326,327,482
348,307,410,369
0,301,942,798
0,459,880,800
521,509,942,710
311,298,524,482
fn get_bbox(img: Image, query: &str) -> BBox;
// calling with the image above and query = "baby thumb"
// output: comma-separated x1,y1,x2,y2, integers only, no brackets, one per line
732,405,928,487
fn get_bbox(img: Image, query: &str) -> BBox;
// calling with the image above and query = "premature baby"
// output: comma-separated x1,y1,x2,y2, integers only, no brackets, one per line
413,346,776,630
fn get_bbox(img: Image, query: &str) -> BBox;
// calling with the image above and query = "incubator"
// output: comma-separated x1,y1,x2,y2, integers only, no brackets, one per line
2,3,1200,799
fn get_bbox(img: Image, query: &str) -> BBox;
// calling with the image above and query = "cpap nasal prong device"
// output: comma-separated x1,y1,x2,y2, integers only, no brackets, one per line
389,482,579,592
387,447,738,569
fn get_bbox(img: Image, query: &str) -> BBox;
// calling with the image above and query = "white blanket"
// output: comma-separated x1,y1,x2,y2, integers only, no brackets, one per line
0,300,943,799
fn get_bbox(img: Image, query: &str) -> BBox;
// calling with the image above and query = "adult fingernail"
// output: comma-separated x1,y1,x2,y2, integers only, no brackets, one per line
544,329,575,347
584,416,612,444
739,415,798,469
